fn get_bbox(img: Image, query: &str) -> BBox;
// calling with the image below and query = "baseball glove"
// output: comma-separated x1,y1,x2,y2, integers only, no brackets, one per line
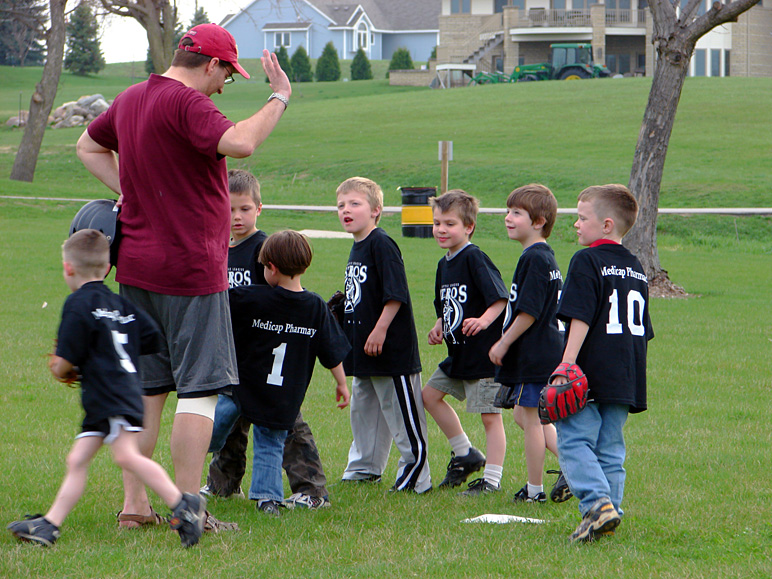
47,341,80,388
493,384,517,409
327,290,345,326
538,363,588,425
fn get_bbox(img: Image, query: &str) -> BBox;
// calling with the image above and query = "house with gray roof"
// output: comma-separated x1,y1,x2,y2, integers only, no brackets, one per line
222,0,441,63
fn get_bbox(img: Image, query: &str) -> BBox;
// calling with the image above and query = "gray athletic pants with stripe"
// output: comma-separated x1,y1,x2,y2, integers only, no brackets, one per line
342,373,432,492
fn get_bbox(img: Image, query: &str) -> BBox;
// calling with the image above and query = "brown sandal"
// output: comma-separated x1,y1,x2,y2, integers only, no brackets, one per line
204,511,239,532
117,507,166,529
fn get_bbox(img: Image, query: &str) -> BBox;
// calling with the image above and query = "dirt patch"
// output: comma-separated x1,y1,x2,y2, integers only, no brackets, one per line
649,271,695,299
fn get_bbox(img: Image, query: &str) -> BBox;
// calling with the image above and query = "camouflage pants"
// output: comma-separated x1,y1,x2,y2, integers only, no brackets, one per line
206,411,328,498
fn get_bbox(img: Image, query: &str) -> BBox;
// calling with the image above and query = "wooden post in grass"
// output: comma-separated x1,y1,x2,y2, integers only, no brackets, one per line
439,141,452,194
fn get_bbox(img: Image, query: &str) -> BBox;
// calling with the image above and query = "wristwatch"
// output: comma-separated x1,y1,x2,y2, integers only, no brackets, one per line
267,92,289,109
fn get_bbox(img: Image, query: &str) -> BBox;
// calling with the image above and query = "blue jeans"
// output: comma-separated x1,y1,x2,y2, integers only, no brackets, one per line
249,425,288,502
209,394,241,453
556,403,629,517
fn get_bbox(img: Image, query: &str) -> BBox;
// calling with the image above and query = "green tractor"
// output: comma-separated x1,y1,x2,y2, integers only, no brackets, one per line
511,43,611,82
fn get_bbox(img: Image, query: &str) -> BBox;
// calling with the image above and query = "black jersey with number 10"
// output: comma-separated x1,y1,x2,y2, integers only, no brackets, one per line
557,243,653,413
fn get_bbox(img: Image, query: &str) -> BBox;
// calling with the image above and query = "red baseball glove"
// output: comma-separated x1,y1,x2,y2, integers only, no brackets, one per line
538,363,588,424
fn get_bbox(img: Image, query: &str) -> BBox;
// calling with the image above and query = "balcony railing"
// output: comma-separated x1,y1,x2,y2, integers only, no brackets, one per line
513,8,646,28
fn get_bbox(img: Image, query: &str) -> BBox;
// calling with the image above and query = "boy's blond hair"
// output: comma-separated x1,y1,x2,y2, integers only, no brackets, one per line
228,169,261,206
258,230,313,277
63,229,109,278
578,184,639,237
506,183,558,238
430,189,479,237
336,177,383,225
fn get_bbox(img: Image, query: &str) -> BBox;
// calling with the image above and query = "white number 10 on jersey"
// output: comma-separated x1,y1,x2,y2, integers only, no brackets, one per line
606,289,646,336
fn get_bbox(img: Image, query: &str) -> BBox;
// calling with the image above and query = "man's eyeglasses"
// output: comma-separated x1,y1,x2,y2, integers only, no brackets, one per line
220,62,235,84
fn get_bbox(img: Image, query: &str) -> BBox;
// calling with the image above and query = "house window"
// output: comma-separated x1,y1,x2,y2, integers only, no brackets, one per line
358,28,368,50
552,0,566,10
724,49,730,76
451,0,471,13
710,48,721,76
693,48,706,76
274,32,290,48
495,0,509,12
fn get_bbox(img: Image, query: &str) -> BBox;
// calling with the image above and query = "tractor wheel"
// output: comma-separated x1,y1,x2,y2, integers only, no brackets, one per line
559,67,591,80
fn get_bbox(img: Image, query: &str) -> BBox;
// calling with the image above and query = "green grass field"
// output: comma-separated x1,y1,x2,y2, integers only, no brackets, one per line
1,63,771,578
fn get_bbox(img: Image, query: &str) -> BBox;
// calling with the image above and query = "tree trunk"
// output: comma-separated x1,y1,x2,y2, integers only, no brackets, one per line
624,25,693,280
9,0,67,183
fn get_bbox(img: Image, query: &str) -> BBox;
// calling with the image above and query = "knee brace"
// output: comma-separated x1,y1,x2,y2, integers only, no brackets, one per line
175,395,218,420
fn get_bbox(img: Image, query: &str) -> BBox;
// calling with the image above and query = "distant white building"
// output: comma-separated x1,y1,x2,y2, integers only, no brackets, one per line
222,0,442,62
436,0,772,78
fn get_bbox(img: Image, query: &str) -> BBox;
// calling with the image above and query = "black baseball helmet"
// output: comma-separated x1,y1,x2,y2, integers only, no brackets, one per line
69,199,121,266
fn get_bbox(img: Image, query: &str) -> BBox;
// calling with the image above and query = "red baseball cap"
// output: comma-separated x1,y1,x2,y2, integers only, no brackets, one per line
179,23,250,79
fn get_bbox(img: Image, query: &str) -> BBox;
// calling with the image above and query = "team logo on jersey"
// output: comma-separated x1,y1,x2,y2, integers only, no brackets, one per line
229,267,251,288
344,263,368,313
440,284,466,344
502,283,517,330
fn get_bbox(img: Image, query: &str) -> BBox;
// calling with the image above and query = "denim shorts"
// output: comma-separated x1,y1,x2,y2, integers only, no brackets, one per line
426,367,501,414
120,285,238,398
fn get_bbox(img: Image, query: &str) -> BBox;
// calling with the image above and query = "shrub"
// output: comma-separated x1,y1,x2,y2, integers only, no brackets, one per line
350,48,373,80
268,45,293,83
387,47,413,78
64,3,105,76
290,45,313,82
315,41,341,82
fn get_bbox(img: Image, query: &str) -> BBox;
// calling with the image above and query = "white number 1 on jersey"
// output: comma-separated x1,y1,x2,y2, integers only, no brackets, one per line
267,343,287,386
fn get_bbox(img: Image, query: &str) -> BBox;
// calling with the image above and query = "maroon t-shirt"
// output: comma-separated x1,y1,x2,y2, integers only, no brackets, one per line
88,74,235,296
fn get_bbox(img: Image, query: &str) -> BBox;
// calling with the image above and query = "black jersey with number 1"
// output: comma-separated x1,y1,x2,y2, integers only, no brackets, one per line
557,243,653,413
434,243,509,380
495,242,564,385
230,285,351,430
55,281,162,428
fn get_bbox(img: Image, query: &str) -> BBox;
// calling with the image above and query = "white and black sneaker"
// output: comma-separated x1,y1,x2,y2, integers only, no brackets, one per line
257,499,283,517
284,493,330,510
437,447,486,488
547,470,573,503
512,484,547,503
7,515,60,547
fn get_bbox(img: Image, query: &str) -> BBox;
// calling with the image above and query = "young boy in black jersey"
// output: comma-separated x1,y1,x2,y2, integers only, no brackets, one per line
229,230,351,516
488,184,568,504
554,184,653,542
7,230,205,548
424,190,509,495
337,177,432,493
205,170,334,511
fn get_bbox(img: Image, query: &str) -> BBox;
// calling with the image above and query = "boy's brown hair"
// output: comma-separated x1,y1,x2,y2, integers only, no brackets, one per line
228,169,261,206
506,183,558,238
578,184,639,237
336,177,384,225
258,230,313,277
430,189,479,237
63,229,109,278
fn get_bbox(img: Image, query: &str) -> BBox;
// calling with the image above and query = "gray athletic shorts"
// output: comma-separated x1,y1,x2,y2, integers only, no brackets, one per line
120,285,238,398
425,367,502,414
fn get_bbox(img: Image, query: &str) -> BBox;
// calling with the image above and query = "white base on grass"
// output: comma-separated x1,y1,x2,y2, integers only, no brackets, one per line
462,514,546,525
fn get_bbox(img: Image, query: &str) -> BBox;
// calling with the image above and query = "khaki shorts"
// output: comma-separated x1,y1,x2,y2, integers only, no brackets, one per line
425,367,501,414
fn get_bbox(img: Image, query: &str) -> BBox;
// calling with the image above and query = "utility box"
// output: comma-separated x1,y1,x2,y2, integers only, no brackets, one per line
400,187,436,238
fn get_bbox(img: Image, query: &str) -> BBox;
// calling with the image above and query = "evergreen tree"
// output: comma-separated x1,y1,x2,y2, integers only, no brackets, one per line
350,48,372,81
290,45,313,82
0,0,47,66
315,41,340,82
387,47,413,78
267,45,292,83
64,2,106,76
189,6,209,28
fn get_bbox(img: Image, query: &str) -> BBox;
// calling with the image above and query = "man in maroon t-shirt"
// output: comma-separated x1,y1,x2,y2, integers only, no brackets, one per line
76,24,291,531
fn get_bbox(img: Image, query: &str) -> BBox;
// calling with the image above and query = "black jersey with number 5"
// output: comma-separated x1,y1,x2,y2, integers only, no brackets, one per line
55,281,162,428
557,243,653,412
230,285,351,430
434,243,509,379
496,242,564,385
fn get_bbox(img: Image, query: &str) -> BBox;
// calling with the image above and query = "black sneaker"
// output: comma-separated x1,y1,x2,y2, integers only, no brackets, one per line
460,478,500,496
7,515,60,547
342,474,382,483
547,470,573,503
569,497,621,543
512,484,547,503
437,447,486,488
169,492,206,548
257,499,282,517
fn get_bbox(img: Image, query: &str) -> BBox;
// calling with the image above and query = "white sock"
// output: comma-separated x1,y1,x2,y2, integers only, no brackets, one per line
449,433,472,457
483,464,503,488
527,483,544,497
